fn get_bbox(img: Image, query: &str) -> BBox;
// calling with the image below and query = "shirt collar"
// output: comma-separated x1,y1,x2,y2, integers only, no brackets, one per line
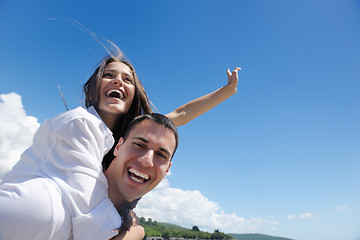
86,106,114,139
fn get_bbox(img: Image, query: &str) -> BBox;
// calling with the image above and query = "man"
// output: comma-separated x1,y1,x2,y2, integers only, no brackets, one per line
0,113,178,240
106,113,179,239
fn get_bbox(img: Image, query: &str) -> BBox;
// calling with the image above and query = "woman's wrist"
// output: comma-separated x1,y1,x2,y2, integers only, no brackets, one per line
223,82,238,95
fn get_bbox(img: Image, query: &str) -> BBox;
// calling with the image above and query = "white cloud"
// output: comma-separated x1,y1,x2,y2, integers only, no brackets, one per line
287,214,296,220
135,179,279,233
300,212,314,219
0,93,40,179
337,205,350,212
287,212,316,220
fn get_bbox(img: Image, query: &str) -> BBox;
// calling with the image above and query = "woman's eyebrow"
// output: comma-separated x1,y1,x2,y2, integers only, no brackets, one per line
104,70,134,81
104,69,118,73
122,72,134,80
103,69,119,76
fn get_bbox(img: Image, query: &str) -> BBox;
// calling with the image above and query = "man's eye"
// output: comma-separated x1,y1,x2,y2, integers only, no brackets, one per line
157,152,168,160
134,142,144,148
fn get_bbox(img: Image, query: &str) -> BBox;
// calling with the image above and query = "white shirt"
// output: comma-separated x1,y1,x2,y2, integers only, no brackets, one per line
0,106,121,240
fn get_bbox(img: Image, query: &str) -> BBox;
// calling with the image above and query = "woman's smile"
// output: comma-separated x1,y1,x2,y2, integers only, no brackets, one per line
97,62,136,129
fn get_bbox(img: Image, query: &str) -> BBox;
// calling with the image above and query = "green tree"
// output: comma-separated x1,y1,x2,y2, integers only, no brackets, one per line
192,226,200,231
211,229,222,239
139,217,146,225
162,231,170,240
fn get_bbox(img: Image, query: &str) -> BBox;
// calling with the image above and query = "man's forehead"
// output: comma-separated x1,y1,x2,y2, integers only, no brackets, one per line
128,120,176,148
130,120,171,137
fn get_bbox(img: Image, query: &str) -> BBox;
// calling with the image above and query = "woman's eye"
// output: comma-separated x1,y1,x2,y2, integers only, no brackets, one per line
124,77,133,84
103,73,114,78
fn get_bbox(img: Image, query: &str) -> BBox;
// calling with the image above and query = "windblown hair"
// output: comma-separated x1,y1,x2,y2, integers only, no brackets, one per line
83,50,153,170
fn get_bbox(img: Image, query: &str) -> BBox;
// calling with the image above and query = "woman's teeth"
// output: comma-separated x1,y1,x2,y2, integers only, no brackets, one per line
106,89,124,99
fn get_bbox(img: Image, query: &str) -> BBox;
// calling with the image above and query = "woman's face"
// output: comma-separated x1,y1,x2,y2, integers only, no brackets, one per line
97,62,136,128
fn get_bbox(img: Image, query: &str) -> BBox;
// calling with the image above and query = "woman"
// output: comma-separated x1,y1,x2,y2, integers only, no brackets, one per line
0,51,240,240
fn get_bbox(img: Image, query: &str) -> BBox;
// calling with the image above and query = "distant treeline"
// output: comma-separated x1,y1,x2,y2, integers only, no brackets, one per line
140,217,232,239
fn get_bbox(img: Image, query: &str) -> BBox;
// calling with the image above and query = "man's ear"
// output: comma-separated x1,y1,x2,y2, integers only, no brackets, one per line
113,137,124,157
163,162,172,179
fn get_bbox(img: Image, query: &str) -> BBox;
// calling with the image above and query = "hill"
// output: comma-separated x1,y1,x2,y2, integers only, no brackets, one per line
228,233,294,240
140,217,293,240
140,217,231,239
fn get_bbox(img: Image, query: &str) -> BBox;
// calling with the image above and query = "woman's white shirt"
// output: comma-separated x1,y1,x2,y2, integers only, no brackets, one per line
0,106,121,240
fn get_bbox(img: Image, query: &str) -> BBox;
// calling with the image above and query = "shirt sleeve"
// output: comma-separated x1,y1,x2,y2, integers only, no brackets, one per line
40,116,121,238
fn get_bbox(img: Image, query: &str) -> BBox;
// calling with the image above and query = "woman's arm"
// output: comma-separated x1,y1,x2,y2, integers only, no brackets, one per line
45,110,122,239
166,67,241,127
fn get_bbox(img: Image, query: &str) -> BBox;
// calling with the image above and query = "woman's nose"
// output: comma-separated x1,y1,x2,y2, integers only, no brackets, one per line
113,75,124,86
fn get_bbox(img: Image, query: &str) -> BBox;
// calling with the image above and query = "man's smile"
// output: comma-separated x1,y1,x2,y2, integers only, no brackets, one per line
128,167,150,183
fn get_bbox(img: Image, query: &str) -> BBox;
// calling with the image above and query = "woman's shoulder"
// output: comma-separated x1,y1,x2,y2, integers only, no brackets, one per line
49,106,103,131
52,106,91,121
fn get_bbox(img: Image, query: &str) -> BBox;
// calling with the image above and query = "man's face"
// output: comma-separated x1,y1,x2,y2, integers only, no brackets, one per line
106,119,176,203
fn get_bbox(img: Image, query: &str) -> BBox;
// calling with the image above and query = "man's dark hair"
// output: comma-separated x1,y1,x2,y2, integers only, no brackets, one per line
123,113,179,159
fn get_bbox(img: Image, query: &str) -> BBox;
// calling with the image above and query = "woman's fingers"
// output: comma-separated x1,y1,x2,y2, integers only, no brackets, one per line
233,67,241,73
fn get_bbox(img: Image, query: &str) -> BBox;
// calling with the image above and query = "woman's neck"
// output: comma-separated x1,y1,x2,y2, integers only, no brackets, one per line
98,111,124,132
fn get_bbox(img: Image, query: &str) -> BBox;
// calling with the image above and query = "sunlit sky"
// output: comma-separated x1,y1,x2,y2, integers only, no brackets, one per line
1,1,360,240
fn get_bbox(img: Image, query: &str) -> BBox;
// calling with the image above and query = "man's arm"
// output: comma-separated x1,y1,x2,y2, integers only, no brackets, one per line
166,67,241,127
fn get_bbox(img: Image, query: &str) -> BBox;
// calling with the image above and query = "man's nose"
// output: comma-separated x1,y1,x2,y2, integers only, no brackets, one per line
138,150,154,168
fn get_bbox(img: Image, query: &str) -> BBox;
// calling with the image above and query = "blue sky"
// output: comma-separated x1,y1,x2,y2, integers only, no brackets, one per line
1,1,359,240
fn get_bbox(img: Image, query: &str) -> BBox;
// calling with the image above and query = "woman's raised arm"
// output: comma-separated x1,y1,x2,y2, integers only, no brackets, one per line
166,67,241,127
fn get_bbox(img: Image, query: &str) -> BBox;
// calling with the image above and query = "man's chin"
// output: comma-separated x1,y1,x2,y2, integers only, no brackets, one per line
123,191,144,203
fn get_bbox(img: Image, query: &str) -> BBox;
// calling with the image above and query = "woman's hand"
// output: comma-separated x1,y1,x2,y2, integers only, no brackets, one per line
226,67,241,92
111,211,144,240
